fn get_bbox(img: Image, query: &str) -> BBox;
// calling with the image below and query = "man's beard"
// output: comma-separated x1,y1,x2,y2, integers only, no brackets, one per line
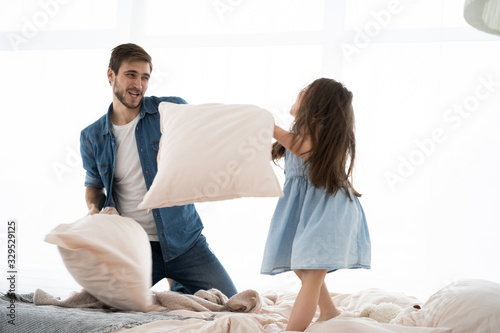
114,82,143,109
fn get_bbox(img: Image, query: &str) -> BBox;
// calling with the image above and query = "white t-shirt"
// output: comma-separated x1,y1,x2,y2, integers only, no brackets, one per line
112,115,159,241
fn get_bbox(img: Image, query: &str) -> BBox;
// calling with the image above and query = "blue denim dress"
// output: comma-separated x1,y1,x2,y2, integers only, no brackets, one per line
261,150,371,275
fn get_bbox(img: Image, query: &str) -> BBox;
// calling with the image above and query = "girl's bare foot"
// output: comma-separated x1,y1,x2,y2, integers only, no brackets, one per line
317,307,341,322
316,282,341,323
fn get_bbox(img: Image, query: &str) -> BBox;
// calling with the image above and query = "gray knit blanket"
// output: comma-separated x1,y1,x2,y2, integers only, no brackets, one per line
0,288,267,333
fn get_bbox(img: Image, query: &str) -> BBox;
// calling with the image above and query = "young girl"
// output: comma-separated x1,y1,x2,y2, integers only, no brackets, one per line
261,78,371,332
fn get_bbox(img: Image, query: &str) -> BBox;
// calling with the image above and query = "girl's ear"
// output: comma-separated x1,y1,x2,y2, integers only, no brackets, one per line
107,68,115,86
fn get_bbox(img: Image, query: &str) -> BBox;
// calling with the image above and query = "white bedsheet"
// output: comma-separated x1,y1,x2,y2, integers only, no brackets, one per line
113,279,500,333
113,289,446,333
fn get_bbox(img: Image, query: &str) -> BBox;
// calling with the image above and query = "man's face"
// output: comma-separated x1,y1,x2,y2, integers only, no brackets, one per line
109,60,151,110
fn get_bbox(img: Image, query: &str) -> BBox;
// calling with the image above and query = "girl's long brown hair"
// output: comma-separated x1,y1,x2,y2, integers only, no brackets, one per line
272,78,361,200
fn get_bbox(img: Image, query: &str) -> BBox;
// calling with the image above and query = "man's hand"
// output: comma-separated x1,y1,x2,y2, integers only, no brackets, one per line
100,207,120,215
87,205,100,215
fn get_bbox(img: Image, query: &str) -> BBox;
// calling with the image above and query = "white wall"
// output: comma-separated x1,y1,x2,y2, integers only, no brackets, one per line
1,0,499,302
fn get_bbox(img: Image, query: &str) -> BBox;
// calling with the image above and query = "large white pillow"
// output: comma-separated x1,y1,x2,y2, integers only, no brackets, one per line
138,102,283,209
45,212,154,312
400,279,500,333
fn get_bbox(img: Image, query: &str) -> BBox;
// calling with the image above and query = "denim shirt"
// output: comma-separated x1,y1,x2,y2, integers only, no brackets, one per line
80,96,203,261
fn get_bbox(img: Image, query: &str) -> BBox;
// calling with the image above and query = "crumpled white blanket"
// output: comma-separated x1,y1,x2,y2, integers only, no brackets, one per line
33,288,275,313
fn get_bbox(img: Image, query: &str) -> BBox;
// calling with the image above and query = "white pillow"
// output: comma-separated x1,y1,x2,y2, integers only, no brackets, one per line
45,213,154,312
138,102,283,209
403,279,500,332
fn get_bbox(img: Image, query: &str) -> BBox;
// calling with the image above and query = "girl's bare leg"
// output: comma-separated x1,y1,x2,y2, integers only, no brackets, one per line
286,269,328,332
317,281,341,322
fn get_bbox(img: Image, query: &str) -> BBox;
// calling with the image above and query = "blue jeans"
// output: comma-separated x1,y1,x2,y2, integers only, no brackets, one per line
150,234,238,298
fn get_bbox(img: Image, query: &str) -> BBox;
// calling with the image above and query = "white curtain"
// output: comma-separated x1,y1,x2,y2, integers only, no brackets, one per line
1,0,499,300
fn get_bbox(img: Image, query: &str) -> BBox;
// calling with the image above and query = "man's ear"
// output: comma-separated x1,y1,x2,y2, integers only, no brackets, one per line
107,68,115,86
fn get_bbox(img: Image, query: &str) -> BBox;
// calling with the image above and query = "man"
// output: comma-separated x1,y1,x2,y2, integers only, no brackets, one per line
80,43,237,297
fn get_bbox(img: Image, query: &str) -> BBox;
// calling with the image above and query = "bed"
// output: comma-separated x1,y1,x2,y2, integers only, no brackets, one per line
2,278,499,333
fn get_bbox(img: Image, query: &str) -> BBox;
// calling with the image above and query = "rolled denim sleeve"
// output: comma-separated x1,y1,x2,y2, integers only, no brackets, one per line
176,97,187,105
158,96,187,105
80,131,104,189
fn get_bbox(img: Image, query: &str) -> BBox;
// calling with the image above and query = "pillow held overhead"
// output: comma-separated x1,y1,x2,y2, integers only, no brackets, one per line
138,102,283,209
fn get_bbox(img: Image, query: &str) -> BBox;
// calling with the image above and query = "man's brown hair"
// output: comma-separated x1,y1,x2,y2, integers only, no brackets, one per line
108,43,153,75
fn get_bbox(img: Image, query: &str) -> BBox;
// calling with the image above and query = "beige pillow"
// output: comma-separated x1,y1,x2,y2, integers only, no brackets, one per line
401,279,500,332
138,102,283,209
45,213,154,312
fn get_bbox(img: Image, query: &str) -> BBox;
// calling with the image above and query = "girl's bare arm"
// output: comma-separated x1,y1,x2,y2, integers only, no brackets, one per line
273,125,312,158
